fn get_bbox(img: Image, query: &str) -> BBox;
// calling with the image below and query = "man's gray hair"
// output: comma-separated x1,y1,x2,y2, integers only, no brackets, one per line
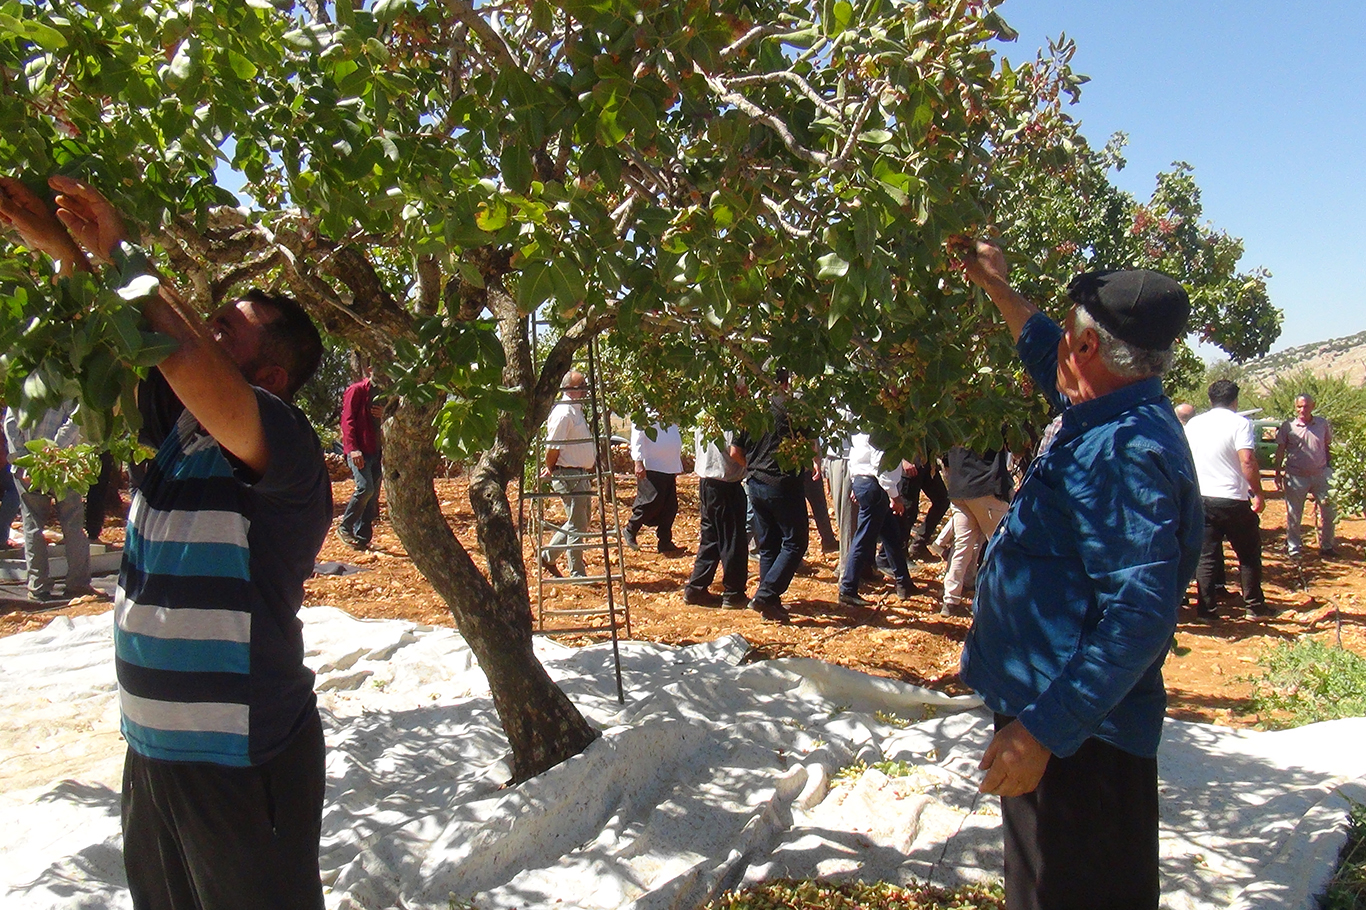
1295,392,1316,406
1072,305,1175,380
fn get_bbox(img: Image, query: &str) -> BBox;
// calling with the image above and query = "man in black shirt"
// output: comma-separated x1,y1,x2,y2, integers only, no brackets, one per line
735,370,813,623
941,446,1012,617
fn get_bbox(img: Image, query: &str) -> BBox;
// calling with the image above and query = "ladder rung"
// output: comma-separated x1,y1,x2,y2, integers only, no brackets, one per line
540,573,621,585
535,625,619,636
539,541,624,552
539,607,619,617
521,490,599,500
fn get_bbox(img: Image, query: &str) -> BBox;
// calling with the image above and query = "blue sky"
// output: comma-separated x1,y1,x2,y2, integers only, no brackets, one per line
995,0,1366,354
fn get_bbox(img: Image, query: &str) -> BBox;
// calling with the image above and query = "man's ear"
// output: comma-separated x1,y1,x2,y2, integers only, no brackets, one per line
251,364,291,398
1075,327,1100,361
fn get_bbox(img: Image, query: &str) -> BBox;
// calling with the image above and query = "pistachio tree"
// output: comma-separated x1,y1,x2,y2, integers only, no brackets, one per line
0,0,1273,779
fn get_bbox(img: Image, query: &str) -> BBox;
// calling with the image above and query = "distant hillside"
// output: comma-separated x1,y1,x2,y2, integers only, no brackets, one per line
1239,330,1366,392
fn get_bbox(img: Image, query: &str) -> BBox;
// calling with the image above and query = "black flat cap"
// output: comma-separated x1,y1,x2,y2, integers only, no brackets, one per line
1066,269,1190,351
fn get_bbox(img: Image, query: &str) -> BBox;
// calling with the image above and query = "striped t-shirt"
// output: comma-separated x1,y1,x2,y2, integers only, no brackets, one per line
115,371,331,767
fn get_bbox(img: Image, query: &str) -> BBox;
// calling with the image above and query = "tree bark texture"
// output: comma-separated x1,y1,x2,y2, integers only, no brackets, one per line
383,395,599,784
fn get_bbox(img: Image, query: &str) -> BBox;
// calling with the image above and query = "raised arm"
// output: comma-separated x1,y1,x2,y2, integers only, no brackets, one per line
949,237,1040,343
5,176,270,474
143,293,270,474
0,177,93,276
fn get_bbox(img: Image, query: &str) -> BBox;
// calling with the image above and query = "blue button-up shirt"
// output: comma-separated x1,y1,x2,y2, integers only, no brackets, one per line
961,313,1202,758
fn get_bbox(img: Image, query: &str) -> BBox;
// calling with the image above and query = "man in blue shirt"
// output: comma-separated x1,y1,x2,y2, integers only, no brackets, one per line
953,238,1203,910
3,175,331,910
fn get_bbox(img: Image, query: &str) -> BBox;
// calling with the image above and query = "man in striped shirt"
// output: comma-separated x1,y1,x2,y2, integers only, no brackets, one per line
2,176,332,909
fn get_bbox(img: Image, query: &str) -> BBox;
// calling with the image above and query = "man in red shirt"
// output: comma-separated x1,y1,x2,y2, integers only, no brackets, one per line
338,355,383,549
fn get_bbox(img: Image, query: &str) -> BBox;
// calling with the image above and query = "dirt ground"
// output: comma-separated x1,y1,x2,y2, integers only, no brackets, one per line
4,472,1362,729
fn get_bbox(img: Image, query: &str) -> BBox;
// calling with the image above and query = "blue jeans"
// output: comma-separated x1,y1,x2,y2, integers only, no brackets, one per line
746,477,808,603
339,452,381,545
842,475,911,596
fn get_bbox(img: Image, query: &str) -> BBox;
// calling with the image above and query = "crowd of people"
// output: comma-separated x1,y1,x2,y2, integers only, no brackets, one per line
533,372,1338,637
0,170,1348,910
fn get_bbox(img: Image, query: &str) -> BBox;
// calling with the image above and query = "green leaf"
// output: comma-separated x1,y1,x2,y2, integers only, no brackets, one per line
548,258,586,308
595,106,628,146
21,371,48,403
475,200,510,232
457,258,486,289
0,13,68,50
107,307,144,358
372,0,408,24
531,0,555,32
516,261,555,312
131,332,178,367
816,252,850,279
82,349,122,410
334,0,355,29
831,0,854,35
165,39,197,88
227,50,258,81
500,141,534,194
984,11,1019,42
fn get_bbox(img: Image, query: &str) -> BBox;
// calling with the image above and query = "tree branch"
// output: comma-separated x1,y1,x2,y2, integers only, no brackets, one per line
210,250,283,303
440,0,516,70
728,71,842,121
760,196,813,238
621,146,673,198
704,75,830,168
831,95,876,169
151,228,214,311
721,25,776,60
611,192,642,238
720,22,818,60
300,0,330,25
416,254,442,315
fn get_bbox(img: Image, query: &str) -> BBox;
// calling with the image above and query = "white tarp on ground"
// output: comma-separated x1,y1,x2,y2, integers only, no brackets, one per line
1,606,1363,910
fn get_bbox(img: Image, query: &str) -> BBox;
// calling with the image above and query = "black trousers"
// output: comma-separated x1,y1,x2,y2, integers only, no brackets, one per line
122,710,326,910
996,715,1160,910
686,477,748,597
627,470,679,549
902,466,949,551
84,451,119,540
1196,496,1264,611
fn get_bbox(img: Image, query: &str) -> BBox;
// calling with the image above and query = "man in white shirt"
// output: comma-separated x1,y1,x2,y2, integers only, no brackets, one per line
683,427,748,606
625,422,684,555
838,433,916,607
540,371,596,577
1184,380,1269,621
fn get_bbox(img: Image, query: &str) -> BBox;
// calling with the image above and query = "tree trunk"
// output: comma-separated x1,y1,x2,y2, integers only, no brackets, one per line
383,396,599,784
